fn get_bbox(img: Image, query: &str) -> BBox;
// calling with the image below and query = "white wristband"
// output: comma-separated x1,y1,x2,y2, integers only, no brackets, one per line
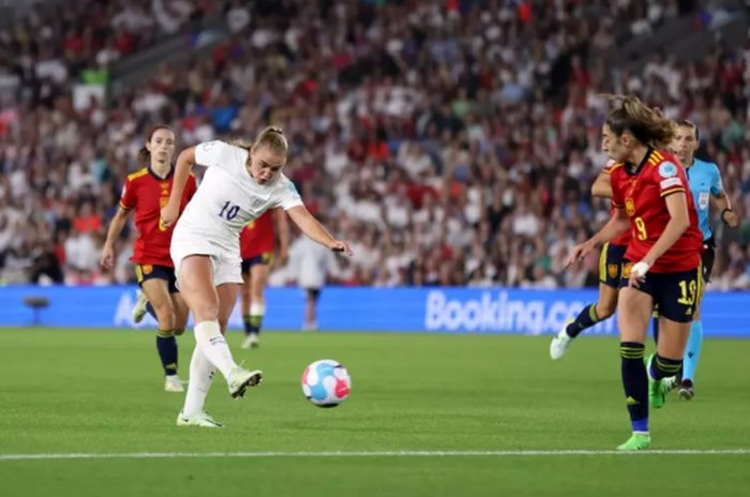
631,261,651,278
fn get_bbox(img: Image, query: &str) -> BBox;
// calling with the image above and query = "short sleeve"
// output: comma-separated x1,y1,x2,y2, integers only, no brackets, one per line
194,141,248,170
119,177,136,211
710,164,724,196
655,161,686,197
273,176,304,211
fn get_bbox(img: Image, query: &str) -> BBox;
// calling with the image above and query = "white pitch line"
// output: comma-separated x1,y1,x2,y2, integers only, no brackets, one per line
1,449,750,461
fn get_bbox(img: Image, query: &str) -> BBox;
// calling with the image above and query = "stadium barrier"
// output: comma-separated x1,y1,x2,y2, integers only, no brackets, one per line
0,286,747,337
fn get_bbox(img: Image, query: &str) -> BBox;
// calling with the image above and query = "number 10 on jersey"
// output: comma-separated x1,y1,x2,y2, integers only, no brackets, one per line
219,201,240,221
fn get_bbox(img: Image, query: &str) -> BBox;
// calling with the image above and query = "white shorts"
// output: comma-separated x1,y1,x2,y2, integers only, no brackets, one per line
171,240,243,287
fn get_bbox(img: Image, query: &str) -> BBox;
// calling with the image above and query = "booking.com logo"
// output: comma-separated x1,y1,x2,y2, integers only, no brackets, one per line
424,290,616,335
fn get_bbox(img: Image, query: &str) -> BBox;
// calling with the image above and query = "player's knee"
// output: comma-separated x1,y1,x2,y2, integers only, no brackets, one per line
597,300,616,319
153,306,176,330
192,303,220,323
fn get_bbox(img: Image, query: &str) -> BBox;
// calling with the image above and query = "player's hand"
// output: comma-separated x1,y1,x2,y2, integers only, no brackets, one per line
160,203,179,229
722,209,739,228
628,260,650,288
329,240,353,256
565,240,595,268
99,245,115,270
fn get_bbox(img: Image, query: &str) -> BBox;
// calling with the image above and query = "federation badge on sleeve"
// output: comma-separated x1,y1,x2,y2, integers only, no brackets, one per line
288,182,301,199
658,161,678,178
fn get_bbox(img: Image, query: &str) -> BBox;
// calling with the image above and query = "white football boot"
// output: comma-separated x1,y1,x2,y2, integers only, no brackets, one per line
550,320,574,360
164,375,185,393
176,411,224,428
227,366,263,399
241,333,260,349
132,291,149,324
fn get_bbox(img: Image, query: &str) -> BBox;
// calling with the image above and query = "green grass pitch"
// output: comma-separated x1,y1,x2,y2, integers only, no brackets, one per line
1,328,749,497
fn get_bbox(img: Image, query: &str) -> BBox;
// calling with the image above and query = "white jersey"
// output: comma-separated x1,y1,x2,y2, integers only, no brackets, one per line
172,140,303,261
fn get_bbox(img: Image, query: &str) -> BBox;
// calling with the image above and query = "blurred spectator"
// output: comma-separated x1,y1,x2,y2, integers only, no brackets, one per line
0,0,748,293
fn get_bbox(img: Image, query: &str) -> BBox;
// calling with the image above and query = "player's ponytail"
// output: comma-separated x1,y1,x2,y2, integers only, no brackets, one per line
138,124,174,165
251,126,288,156
603,94,676,149
137,147,150,165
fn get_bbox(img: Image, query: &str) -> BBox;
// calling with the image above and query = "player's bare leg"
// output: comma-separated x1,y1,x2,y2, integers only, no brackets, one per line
178,256,259,393
177,256,260,426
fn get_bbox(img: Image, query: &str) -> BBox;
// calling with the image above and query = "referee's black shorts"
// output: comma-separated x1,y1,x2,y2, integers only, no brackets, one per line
702,236,715,282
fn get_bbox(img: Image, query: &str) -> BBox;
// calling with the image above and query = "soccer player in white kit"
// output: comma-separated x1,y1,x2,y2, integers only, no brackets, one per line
160,126,352,427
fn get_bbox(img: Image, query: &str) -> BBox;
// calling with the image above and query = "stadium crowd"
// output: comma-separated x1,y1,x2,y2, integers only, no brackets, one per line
0,0,749,290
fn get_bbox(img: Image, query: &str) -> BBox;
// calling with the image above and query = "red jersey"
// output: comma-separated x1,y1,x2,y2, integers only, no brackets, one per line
119,167,197,267
240,210,275,260
603,160,631,247
610,149,702,273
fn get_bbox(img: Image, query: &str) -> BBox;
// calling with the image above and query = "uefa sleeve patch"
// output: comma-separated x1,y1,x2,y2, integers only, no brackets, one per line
658,161,678,178
288,182,301,199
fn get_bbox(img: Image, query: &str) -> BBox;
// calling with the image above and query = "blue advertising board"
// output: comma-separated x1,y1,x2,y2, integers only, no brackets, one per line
0,286,746,337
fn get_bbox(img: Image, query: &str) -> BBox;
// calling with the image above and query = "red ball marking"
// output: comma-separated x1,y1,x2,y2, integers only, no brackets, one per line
334,378,350,398
302,366,310,384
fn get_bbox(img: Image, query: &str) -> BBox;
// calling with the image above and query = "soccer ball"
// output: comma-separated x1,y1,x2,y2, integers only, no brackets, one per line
301,359,352,407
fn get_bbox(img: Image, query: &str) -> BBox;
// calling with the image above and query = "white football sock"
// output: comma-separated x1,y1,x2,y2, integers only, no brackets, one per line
250,302,265,317
182,345,215,418
194,320,237,380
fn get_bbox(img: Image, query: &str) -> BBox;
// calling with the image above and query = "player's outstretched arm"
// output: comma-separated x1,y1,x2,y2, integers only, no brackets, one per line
566,208,629,267
100,206,130,269
161,146,196,227
286,205,353,255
